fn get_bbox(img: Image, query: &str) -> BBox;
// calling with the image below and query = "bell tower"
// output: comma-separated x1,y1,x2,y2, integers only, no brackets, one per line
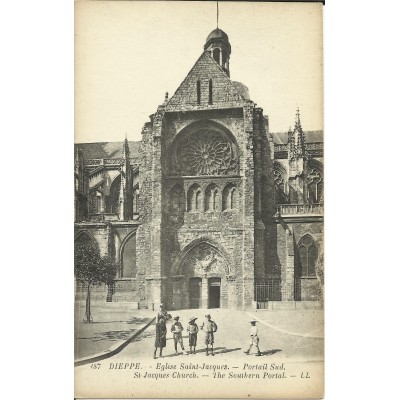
204,28,231,77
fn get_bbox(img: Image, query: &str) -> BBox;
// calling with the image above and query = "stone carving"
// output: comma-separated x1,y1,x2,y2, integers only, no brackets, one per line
172,130,238,176
182,243,229,276
307,168,323,203
273,170,284,188
307,168,322,185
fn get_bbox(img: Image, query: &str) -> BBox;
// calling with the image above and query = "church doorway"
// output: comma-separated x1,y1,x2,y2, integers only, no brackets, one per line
208,277,221,308
172,240,232,310
189,278,202,309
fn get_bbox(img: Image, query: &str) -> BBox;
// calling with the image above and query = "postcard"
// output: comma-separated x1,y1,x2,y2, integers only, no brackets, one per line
74,1,324,398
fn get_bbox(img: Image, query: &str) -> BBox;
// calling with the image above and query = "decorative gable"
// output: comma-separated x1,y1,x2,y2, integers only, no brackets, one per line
166,52,245,112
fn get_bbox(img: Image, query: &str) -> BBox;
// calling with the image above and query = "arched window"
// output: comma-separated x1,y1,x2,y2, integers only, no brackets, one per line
121,234,137,278
298,235,317,277
222,183,238,211
75,231,97,248
188,184,203,212
208,79,213,104
222,51,227,66
133,187,139,214
307,167,323,203
89,190,102,214
108,175,121,214
213,48,220,64
169,185,186,212
196,80,201,104
205,184,220,211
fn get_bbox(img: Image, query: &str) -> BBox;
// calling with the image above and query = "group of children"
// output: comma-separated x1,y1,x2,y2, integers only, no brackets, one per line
153,307,218,359
153,304,262,358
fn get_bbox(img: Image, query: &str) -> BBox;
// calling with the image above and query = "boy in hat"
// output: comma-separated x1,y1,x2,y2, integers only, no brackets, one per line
171,316,185,354
200,314,218,356
244,319,261,356
187,316,199,354
154,316,167,359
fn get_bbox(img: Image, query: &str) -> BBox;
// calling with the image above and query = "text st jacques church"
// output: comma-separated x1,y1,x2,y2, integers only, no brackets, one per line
74,28,324,311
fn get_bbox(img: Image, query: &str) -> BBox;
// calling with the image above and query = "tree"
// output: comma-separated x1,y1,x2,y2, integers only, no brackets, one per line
74,240,117,322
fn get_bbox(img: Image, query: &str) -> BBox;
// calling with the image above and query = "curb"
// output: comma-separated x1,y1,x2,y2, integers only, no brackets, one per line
74,317,156,367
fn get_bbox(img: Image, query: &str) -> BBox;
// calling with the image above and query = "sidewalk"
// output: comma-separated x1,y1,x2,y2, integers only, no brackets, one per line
74,301,155,362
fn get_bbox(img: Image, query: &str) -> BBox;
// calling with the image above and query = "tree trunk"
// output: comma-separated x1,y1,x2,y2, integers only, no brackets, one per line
85,283,93,323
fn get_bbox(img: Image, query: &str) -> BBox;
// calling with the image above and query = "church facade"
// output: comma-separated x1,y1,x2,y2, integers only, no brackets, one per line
74,28,323,310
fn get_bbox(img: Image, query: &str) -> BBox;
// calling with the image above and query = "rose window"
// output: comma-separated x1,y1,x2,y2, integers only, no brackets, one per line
172,130,238,176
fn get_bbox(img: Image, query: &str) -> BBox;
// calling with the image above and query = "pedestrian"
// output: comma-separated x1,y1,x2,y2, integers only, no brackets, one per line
171,316,185,354
156,303,170,322
154,316,167,359
200,314,218,356
244,319,262,356
187,316,199,354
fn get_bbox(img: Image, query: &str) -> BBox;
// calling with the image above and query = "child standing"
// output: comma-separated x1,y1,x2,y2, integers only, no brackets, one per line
171,316,185,354
200,314,218,356
187,316,199,354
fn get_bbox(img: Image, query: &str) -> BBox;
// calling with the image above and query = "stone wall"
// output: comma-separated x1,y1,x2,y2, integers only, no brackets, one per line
271,220,323,301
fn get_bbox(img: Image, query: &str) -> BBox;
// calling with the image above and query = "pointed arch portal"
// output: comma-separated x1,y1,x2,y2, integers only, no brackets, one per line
170,240,235,310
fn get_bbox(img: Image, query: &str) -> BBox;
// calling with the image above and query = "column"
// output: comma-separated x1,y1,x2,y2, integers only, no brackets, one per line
282,226,295,301
152,278,162,311
99,193,105,213
201,277,208,309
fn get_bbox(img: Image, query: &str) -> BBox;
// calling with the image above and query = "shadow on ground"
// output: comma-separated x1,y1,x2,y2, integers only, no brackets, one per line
260,349,282,356
80,321,128,324
132,329,155,342
93,330,136,342
160,347,242,358
127,317,151,325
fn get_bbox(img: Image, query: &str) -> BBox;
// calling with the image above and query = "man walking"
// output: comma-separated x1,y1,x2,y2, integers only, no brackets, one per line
171,316,185,354
200,314,218,356
244,319,262,356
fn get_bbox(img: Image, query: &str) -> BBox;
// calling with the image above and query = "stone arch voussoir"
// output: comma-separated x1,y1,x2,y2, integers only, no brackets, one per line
172,237,233,277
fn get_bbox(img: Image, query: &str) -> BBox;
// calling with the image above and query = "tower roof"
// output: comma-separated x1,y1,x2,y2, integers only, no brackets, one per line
206,28,229,43
204,28,231,52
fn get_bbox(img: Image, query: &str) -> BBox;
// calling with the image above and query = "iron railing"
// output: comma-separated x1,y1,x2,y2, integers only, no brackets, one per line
254,279,282,308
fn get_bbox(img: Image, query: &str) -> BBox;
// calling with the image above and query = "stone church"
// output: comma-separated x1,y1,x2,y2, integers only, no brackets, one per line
74,28,323,310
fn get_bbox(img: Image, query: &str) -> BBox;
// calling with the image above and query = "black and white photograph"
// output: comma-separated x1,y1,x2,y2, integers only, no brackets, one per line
74,1,324,397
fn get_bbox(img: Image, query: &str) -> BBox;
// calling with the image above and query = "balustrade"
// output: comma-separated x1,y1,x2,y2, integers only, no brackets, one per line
277,203,323,216
274,143,323,153
274,144,288,152
84,158,138,167
305,142,323,151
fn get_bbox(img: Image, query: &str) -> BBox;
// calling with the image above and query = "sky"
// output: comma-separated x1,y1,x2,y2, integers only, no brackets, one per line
75,1,323,143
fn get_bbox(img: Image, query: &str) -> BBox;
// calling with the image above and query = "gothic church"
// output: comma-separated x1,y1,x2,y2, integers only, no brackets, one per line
74,28,323,310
